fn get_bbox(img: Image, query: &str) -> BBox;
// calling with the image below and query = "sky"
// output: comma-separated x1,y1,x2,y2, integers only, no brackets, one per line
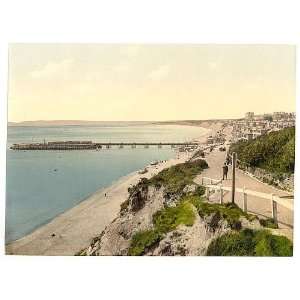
8,44,296,122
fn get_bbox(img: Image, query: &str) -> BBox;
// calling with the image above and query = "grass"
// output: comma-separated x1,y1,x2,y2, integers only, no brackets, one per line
192,185,206,197
128,193,291,256
128,230,162,256
128,200,196,255
147,159,208,198
121,159,208,213
206,228,293,256
127,159,208,255
188,196,257,230
259,217,278,229
153,201,196,233
229,126,295,175
128,194,255,255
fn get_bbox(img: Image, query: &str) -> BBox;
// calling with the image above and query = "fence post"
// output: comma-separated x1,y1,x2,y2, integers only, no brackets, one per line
271,194,278,226
243,186,247,212
205,187,209,200
210,178,213,185
201,177,204,185
219,185,223,204
231,152,236,204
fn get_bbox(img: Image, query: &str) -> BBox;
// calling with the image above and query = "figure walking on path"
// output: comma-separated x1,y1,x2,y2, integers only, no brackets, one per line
222,163,229,180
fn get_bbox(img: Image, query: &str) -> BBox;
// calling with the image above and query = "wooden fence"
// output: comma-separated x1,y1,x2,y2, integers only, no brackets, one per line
203,180,293,225
201,177,222,186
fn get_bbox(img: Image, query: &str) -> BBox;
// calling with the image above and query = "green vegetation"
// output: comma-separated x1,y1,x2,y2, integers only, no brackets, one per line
128,192,293,256
128,200,196,255
122,159,208,213
193,185,206,197
147,159,208,197
153,201,195,233
206,229,293,256
127,159,209,255
188,196,256,230
127,158,293,257
230,127,295,174
128,193,257,255
259,217,278,229
128,229,162,256
120,198,130,212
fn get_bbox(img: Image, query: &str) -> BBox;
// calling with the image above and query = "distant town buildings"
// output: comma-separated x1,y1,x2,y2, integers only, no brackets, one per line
229,111,295,143
273,112,285,120
245,112,254,120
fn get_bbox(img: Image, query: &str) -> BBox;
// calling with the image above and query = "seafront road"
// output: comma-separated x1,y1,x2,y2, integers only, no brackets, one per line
195,147,294,239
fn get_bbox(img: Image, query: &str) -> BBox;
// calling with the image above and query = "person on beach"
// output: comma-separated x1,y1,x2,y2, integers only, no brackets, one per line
222,163,229,180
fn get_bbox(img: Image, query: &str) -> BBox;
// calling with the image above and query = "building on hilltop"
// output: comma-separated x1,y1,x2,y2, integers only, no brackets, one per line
273,112,288,120
245,112,254,120
253,114,264,121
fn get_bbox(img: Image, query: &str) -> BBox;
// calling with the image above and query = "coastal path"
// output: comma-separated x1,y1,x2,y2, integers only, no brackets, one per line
194,147,294,238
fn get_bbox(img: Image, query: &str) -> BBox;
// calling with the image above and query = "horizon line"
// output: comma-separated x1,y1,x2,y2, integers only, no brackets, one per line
8,117,242,124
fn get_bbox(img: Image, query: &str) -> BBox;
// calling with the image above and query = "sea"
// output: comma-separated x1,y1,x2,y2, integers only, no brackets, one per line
6,124,208,243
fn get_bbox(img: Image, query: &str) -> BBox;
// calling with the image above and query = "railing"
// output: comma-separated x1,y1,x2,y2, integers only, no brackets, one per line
202,180,293,226
201,177,222,186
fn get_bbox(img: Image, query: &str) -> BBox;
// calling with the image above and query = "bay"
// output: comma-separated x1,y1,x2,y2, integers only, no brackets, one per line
6,124,208,243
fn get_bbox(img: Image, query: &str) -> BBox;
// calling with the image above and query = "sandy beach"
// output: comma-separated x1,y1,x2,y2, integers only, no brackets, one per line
6,126,216,255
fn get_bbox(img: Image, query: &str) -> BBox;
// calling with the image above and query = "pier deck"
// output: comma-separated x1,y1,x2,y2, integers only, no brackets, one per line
10,141,200,150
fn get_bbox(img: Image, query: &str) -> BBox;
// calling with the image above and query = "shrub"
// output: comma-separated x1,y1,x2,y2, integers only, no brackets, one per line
259,218,278,229
120,198,130,212
206,229,293,256
188,196,255,229
148,159,208,197
229,127,295,175
128,230,162,256
128,201,196,255
153,201,195,234
193,185,206,197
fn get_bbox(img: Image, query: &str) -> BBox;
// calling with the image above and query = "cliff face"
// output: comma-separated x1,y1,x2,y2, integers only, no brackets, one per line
149,212,231,256
85,185,165,256
79,180,261,256
78,157,287,257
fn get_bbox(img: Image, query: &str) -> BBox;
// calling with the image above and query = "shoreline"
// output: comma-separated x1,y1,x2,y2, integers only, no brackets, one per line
6,126,216,255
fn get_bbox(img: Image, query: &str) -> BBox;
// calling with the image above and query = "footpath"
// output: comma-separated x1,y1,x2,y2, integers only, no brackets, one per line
194,147,293,239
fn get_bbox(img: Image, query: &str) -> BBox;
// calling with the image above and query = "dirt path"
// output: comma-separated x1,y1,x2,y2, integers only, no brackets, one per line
195,147,294,236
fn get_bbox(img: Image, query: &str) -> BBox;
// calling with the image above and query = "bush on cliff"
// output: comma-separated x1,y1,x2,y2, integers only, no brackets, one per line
148,159,208,197
206,229,293,256
259,217,278,229
128,200,196,255
127,159,209,255
128,230,162,256
153,201,195,233
188,196,257,230
121,159,208,213
229,127,295,174
128,194,257,255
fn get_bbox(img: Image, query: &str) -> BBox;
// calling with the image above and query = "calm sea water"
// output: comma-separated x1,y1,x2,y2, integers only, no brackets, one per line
6,124,207,243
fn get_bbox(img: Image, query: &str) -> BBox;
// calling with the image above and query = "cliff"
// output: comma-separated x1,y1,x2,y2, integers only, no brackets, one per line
78,159,293,256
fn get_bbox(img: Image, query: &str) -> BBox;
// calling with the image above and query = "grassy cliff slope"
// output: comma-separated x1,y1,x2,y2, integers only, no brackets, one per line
230,127,295,175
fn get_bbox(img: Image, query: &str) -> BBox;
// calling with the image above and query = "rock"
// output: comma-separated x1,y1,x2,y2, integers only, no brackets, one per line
85,186,165,256
240,217,261,230
183,184,198,194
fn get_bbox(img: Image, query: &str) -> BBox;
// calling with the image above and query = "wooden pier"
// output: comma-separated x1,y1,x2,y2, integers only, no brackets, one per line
10,141,200,151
